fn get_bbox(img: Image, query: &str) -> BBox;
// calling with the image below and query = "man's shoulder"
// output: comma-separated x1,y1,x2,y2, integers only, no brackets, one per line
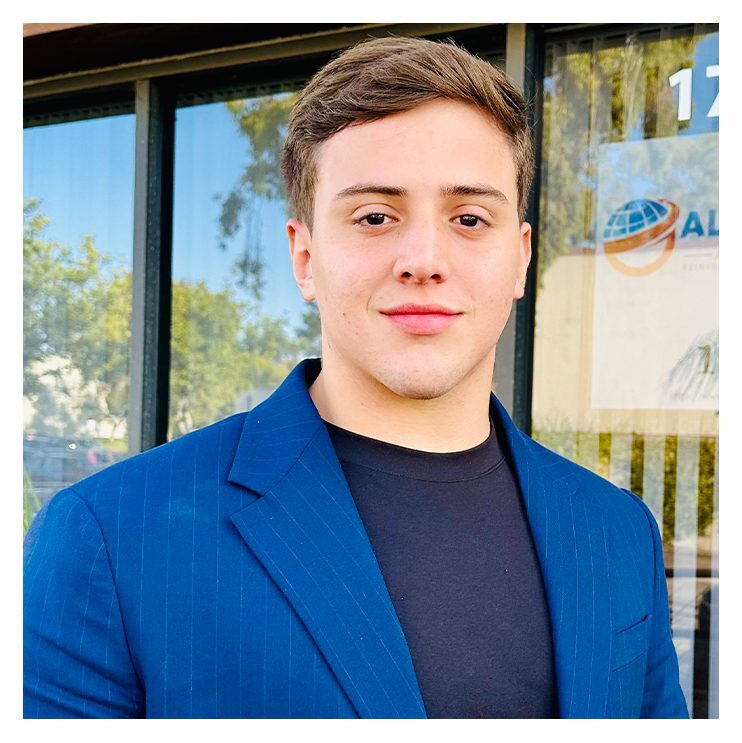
521,432,655,526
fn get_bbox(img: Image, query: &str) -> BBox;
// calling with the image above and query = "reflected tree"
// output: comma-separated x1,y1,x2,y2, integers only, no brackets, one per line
24,197,130,439
538,32,702,286
217,91,322,356
218,92,298,301
24,199,311,443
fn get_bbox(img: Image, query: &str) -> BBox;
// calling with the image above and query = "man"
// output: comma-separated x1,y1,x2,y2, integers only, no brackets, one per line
24,36,688,719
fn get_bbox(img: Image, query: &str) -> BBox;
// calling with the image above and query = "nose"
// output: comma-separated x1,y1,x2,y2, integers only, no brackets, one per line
392,219,450,285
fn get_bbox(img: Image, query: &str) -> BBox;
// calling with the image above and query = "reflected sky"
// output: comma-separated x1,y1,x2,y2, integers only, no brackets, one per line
23,102,309,332
23,114,136,272
173,101,308,329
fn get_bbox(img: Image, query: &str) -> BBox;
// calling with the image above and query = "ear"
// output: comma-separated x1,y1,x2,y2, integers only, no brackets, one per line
287,218,316,302
513,221,532,300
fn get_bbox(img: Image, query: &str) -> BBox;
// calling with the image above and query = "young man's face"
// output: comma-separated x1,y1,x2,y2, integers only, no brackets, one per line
288,98,532,401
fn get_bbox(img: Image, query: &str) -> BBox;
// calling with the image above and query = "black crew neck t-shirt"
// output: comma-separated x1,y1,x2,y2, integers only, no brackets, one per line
324,418,559,719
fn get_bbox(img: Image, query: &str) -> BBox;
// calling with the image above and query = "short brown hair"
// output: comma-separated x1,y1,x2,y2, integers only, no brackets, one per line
281,35,534,226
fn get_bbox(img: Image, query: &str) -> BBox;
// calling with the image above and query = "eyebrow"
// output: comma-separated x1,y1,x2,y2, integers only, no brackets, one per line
440,183,509,204
332,182,509,204
333,183,407,200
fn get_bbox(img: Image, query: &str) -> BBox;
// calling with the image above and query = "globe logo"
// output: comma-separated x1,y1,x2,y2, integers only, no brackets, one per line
602,198,680,276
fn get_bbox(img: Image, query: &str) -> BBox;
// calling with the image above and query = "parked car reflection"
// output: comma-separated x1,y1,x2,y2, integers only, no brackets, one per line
23,433,126,506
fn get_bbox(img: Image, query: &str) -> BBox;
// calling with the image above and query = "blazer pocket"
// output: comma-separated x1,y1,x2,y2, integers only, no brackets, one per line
611,614,651,671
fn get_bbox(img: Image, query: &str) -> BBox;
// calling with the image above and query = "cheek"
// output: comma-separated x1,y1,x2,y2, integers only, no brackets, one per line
314,272,371,336
475,278,517,328
317,254,381,306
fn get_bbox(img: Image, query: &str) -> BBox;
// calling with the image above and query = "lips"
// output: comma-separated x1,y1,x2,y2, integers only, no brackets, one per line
379,304,462,335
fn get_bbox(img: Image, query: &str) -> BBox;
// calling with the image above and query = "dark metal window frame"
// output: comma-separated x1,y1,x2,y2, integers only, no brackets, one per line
129,80,174,453
513,24,545,434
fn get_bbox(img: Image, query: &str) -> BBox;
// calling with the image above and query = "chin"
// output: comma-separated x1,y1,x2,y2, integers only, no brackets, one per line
373,363,471,401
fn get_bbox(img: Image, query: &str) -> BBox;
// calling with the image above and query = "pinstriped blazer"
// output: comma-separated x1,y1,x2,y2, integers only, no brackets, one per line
23,358,688,718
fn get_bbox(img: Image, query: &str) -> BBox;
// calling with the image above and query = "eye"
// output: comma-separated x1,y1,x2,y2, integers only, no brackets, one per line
355,212,390,227
455,214,488,228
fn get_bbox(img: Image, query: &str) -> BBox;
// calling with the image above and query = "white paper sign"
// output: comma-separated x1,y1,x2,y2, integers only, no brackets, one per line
591,133,718,411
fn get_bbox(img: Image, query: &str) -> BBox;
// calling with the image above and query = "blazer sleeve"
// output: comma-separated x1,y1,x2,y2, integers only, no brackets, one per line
625,490,690,719
24,488,145,718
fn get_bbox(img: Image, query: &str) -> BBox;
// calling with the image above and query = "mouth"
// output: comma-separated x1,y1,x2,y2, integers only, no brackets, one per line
379,304,463,335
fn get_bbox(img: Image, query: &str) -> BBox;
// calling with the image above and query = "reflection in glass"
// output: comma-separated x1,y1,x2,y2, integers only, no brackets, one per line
170,92,319,439
23,115,136,529
532,26,718,717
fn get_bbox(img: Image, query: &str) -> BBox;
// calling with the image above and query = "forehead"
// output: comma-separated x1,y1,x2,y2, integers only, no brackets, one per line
313,99,517,198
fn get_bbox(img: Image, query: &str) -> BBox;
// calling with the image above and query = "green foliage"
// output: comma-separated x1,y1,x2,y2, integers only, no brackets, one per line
532,427,717,549
169,280,249,435
23,466,43,534
295,303,321,357
227,94,297,203
168,283,305,436
538,33,703,287
24,198,131,435
24,199,312,447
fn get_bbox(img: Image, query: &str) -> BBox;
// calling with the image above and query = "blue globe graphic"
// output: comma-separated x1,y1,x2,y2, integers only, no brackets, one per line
603,199,669,241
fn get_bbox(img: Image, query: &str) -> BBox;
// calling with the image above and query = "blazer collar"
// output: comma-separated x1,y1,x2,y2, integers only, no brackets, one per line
228,359,612,719
227,358,326,496
228,359,427,718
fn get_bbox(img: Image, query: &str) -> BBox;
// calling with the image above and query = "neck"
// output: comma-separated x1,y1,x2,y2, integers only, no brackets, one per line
308,357,494,453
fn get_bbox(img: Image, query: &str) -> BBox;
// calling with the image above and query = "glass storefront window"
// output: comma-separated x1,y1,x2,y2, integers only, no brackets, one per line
169,90,318,439
532,25,719,717
23,114,136,529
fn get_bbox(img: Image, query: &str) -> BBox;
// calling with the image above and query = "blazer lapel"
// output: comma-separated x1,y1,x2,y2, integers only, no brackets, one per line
491,396,615,718
228,360,426,719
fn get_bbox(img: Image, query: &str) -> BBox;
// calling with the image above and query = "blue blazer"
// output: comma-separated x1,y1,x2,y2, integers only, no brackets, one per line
24,359,688,718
